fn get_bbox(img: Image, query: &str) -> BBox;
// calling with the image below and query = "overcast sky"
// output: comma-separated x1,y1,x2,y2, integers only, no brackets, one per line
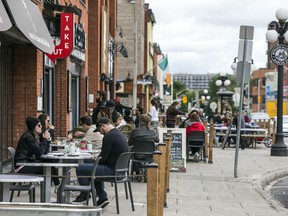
145,0,288,75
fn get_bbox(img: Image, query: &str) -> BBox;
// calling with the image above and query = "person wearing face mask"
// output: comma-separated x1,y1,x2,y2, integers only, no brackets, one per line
92,90,107,124
166,101,186,128
73,117,128,207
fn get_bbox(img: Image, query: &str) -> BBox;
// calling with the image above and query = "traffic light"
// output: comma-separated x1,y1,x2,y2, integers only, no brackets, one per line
183,96,187,104
257,96,260,103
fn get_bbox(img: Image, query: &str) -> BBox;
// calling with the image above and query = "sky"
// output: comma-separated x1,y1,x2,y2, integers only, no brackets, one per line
145,0,288,75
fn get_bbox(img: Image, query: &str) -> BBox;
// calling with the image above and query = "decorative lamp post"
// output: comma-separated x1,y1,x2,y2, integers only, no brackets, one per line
215,72,233,114
266,8,288,156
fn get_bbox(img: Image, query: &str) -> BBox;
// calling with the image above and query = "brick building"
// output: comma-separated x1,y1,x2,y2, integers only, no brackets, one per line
0,0,162,166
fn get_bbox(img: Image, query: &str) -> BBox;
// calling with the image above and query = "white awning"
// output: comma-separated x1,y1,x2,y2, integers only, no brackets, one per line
3,0,55,54
0,1,12,31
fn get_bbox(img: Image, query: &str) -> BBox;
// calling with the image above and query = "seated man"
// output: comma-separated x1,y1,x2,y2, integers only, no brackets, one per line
67,116,92,140
128,114,159,173
73,117,128,208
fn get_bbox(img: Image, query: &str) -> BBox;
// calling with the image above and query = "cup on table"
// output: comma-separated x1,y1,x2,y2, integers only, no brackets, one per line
69,142,76,154
86,143,93,151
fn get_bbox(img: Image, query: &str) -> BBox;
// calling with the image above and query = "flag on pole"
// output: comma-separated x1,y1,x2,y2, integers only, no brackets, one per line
158,55,168,71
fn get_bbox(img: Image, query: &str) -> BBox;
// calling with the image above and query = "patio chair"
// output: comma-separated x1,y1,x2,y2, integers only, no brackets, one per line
7,147,36,202
187,130,206,163
97,152,134,214
130,140,155,182
56,156,102,206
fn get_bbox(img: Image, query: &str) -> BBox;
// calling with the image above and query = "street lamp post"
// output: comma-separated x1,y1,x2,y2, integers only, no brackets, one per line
130,0,137,111
266,8,288,156
215,72,233,114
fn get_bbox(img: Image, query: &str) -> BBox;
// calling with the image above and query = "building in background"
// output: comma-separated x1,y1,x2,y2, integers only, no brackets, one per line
173,73,215,90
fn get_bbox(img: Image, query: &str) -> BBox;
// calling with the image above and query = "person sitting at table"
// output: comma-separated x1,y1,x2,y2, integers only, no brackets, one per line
128,114,159,173
186,113,205,161
72,117,128,207
38,114,61,189
232,109,246,150
67,116,92,141
222,112,231,127
14,117,60,189
242,110,251,123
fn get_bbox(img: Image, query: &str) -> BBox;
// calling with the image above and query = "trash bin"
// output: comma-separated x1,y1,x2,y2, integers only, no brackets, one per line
0,202,101,216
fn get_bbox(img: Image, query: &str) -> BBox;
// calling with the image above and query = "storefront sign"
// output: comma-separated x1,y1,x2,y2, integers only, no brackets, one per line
46,13,74,63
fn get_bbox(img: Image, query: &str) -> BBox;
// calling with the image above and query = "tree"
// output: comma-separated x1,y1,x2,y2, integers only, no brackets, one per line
173,80,186,99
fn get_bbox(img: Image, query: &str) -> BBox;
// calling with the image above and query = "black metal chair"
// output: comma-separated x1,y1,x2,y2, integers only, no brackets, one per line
98,152,134,214
130,140,155,182
7,147,36,202
56,156,102,206
186,131,206,162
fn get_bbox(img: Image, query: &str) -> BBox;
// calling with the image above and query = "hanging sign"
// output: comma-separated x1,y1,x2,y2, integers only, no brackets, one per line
270,44,288,65
46,13,74,63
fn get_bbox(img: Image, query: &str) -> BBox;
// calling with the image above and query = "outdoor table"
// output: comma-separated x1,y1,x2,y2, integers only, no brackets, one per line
0,174,44,202
16,152,98,203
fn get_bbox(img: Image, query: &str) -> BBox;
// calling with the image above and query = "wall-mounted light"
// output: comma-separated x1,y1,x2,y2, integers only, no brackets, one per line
100,73,107,81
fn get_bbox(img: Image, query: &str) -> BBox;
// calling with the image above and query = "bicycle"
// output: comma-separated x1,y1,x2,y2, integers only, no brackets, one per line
259,136,273,148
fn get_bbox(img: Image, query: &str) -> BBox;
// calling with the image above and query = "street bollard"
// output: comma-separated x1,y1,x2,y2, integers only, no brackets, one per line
147,163,159,216
166,131,172,192
157,143,167,209
208,123,214,163
203,121,209,160
153,150,164,216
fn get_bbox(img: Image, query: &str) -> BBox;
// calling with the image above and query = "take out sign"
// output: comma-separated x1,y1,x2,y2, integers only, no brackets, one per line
46,13,74,63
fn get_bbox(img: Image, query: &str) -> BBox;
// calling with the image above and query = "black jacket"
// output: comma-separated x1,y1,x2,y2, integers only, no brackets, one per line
14,130,48,166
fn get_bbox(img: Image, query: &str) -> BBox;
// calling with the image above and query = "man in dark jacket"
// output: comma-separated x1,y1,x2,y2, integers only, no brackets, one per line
73,117,128,208
92,90,107,124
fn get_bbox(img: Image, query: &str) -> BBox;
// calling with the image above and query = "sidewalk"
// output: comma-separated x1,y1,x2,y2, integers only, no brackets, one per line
8,144,288,216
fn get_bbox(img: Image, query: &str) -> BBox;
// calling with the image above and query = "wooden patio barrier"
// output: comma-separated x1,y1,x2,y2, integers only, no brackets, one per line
208,122,214,163
153,149,164,216
203,121,209,160
147,163,159,216
163,131,172,207
157,143,167,210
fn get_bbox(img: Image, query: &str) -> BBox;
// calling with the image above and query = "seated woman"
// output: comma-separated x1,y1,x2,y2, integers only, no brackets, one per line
14,117,60,191
186,113,205,161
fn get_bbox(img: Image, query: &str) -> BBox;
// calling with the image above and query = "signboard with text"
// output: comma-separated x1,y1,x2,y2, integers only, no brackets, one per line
46,13,74,62
158,128,186,172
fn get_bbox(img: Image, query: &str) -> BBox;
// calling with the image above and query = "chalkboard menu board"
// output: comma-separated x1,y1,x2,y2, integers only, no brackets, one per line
158,128,186,172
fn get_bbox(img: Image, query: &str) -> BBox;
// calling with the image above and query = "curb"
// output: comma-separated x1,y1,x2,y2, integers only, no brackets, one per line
253,167,288,215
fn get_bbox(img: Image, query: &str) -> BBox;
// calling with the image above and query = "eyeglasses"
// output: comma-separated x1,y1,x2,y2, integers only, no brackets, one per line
37,123,42,127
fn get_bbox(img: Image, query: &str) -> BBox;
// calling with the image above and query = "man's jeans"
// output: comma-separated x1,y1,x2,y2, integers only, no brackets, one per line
76,163,114,201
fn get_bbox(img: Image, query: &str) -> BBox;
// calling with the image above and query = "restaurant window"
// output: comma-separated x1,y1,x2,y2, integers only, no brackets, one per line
262,77,266,86
252,78,258,87
43,67,54,122
252,96,258,104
